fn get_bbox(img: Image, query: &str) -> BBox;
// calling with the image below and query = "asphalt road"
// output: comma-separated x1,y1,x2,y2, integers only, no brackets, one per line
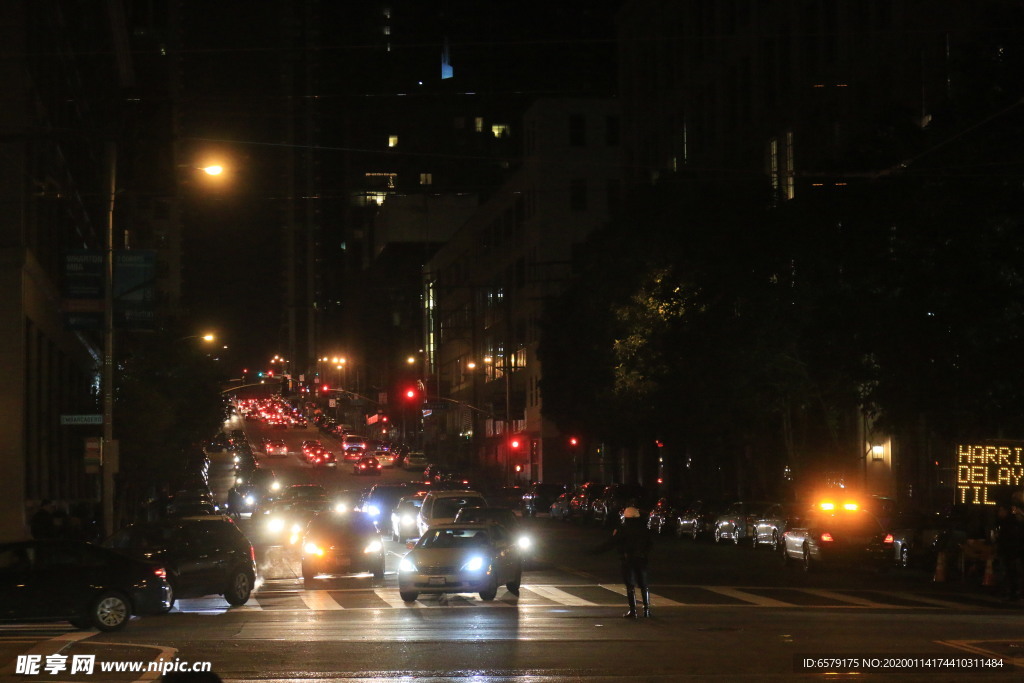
2,416,1021,681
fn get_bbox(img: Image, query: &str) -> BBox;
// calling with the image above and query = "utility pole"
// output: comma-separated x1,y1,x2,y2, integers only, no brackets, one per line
102,141,120,537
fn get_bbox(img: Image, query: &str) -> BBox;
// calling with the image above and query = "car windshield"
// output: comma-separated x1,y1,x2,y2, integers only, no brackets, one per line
419,528,491,549
433,496,486,518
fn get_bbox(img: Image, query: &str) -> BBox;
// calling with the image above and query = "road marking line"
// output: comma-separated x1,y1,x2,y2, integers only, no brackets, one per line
374,588,417,608
528,585,599,606
884,593,982,609
599,583,685,606
703,586,792,607
801,589,891,608
299,590,344,610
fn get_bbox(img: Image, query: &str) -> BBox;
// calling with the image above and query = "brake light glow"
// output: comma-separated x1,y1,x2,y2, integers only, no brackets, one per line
819,502,835,510
154,567,167,580
820,532,834,542
842,503,858,511
883,534,894,544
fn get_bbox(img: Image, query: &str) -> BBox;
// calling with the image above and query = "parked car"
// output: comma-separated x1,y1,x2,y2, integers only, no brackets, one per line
104,516,256,607
713,501,777,544
0,540,171,631
781,502,893,572
301,511,385,583
647,494,689,535
675,499,729,540
549,492,571,521
263,439,288,457
521,483,568,517
751,503,801,551
591,484,655,527
417,490,488,537
566,482,602,523
888,509,951,568
398,523,522,602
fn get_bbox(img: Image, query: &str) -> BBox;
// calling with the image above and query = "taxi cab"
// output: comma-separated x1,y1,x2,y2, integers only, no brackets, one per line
781,500,892,572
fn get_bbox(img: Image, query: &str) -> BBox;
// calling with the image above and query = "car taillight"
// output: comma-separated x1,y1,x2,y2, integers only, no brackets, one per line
154,567,167,580
883,534,894,544
250,545,256,562
820,532,834,542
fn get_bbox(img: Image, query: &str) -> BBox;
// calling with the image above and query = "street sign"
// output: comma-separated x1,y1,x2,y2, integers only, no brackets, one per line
61,414,103,425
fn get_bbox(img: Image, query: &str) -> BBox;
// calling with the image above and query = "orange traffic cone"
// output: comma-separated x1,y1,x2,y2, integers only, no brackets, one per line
933,551,947,583
982,557,996,587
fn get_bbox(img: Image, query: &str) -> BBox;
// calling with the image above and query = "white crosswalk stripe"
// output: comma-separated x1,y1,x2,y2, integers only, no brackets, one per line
156,584,1002,614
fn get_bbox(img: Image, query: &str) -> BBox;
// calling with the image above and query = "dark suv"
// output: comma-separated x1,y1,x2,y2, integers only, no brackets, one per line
105,516,256,608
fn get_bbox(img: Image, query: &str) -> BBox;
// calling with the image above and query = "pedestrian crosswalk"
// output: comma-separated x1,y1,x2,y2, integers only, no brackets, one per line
168,583,1009,614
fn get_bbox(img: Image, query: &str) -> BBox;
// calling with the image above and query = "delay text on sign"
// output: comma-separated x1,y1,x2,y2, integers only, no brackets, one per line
955,442,1024,505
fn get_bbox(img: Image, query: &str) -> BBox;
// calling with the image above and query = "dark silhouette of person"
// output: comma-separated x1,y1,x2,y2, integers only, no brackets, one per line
594,505,653,618
995,501,1023,601
30,500,58,539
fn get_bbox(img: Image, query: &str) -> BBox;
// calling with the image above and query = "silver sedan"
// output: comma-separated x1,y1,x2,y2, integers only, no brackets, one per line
398,523,522,602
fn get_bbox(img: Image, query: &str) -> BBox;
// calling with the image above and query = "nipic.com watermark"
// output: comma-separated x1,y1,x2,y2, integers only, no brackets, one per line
15,654,213,676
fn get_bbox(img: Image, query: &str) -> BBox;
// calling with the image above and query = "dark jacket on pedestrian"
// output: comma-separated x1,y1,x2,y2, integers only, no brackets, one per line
594,517,653,559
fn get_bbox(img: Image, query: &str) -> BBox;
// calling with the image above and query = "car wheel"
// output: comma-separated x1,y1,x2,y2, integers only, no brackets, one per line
899,546,910,569
732,527,742,546
770,531,780,553
714,526,722,544
302,563,316,583
373,560,385,580
691,524,699,541
479,578,498,601
224,569,253,606
506,570,522,595
751,530,760,549
90,591,131,631
400,591,418,602
802,544,813,573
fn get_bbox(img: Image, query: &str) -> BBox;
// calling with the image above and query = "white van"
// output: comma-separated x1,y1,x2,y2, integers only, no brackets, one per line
416,490,488,537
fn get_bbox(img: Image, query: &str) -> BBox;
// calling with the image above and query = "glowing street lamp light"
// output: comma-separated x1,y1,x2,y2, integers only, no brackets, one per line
201,165,223,176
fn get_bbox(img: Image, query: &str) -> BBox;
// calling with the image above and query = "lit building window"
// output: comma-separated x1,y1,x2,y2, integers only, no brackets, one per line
419,173,433,185
383,25,391,35
767,136,780,196
383,7,391,18
388,135,398,148
491,124,510,138
474,117,484,132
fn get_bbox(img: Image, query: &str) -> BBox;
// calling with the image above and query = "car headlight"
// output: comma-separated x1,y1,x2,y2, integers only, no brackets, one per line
335,503,348,513
399,556,417,572
365,504,381,517
462,556,486,572
236,477,244,485
304,541,324,556
517,535,532,550
270,481,281,491
291,522,303,534
267,518,284,533
363,540,383,554
245,496,255,506
401,514,415,525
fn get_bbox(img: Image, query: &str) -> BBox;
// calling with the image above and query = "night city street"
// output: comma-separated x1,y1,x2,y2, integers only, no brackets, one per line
5,1,1024,681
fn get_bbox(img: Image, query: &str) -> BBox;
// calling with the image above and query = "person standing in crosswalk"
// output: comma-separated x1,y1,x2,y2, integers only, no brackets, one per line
592,506,654,618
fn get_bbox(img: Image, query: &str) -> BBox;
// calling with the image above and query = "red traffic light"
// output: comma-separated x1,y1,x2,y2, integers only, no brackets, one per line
404,388,418,400
510,439,521,449
569,437,579,447
321,384,329,391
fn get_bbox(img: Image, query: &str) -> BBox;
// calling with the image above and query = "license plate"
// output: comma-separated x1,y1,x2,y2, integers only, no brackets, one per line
428,577,446,585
